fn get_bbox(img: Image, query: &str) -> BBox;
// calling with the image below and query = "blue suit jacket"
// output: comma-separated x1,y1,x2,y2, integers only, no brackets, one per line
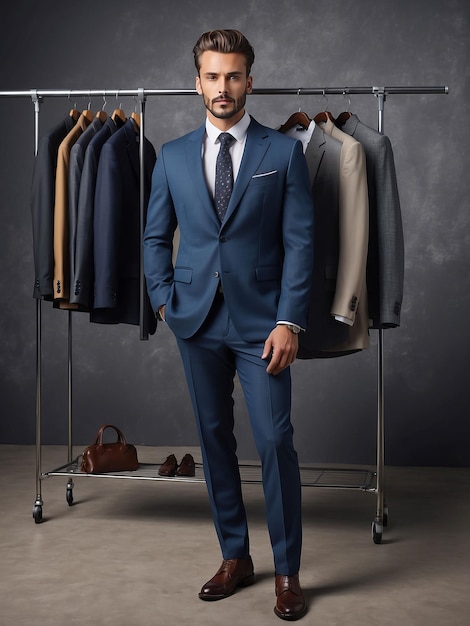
69,117,123,308
91,119,157,336
144,116,314,343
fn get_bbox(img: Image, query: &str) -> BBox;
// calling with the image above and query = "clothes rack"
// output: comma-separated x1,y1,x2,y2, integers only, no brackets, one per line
0,85,449,543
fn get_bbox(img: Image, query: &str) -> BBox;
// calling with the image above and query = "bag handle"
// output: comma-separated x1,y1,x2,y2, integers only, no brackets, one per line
94,424,127,446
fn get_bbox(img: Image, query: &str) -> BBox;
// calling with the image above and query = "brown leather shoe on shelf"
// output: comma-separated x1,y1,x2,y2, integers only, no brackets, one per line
199,557,255,600
274,574,307,621
176,453,196,477
158,453,178,477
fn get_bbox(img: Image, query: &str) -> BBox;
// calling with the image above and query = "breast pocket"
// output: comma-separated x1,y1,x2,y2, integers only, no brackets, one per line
250,170,279,186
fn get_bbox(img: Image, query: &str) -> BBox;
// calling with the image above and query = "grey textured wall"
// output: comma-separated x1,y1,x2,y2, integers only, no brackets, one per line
0,0,468,467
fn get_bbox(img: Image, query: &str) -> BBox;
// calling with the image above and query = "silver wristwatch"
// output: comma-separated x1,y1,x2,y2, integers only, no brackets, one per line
286,324,301,334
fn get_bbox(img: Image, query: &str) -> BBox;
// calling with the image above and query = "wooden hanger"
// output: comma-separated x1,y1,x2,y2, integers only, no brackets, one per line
335,111,352,127
130,111,140,129
335,91,352,127
313,110,335,124
95,110,108,123
81,109,95,123
69,108,80,121
278,111,311,133
112,108,126,124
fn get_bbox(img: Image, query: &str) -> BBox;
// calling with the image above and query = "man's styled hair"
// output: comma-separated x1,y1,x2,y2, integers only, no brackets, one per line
193,29,255,76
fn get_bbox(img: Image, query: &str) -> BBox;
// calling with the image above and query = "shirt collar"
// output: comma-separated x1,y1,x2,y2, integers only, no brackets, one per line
205,111,251,144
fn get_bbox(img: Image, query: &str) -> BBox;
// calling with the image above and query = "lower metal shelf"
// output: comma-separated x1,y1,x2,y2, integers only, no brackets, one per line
43,456,376,491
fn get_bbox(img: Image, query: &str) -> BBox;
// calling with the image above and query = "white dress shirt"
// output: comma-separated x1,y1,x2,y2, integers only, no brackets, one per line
202,111,251,198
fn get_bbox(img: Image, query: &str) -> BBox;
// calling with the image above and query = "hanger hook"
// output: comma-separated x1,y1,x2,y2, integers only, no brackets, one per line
102,94,107,111
322,89,329,110
68,90,77,110
343,89,351,112
297,88,303,112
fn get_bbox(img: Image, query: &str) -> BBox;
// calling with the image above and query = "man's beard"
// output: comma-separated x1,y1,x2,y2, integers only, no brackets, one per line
203,93,247,119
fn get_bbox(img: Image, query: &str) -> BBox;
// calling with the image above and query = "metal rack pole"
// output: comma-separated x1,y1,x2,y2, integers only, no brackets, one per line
67,312,73,462
137,88,148,341
373,89,387,541
0,86,448,99
30,90,44,521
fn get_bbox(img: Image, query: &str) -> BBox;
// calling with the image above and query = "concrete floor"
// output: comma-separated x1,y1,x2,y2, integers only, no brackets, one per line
0,445,469,626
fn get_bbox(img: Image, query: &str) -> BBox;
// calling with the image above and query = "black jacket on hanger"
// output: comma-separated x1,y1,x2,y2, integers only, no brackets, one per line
31,112,78,300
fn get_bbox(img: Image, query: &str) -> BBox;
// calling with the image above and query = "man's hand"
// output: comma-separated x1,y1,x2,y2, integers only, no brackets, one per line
262,325,299,375
158,304,166,321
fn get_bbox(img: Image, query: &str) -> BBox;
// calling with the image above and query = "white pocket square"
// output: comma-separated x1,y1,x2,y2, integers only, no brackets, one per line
252,170,277,178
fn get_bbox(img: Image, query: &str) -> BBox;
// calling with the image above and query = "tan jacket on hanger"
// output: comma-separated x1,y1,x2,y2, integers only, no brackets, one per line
53,111,93,302
307,117,369,354
316,117,369,328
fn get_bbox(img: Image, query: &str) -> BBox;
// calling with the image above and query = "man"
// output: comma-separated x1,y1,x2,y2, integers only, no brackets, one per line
143,29,314,621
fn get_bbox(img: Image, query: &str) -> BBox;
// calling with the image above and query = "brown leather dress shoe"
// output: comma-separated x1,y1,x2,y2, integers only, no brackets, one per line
199,557,255,600
274,574,307,620
158,453,178,476
176,453,196,477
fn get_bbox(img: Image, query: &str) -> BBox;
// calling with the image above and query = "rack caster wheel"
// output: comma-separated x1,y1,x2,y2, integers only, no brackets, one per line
32,504,43,524
372,521,383,544
383,506,389,527
66,487,74,506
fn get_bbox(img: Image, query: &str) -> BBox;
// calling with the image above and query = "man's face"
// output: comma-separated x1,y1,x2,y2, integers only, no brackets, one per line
196,51,253,129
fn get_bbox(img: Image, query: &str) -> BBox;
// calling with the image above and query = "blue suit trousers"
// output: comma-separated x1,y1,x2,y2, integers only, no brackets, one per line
176,292,302,575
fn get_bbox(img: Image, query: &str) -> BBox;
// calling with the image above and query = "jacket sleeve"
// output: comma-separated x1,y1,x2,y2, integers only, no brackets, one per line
331,139,369,325
143,144,178,314
277,139,315,329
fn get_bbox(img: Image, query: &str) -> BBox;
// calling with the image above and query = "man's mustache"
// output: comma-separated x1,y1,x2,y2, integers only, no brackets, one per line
213,95,235,104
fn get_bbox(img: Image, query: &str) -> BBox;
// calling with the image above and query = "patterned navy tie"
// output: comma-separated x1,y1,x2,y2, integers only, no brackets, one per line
214,132,235,221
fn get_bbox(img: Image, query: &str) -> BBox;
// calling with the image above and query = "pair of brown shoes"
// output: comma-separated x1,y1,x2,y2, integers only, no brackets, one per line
198,557,307,620
158,453,195,477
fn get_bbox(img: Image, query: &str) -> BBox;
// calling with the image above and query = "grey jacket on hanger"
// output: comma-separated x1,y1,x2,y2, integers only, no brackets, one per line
340,113,404,329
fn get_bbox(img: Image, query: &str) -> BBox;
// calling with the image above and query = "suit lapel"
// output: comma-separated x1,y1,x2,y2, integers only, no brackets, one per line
185,124,220,225
223,118,270,224
304,125,326,187
341,113,360,137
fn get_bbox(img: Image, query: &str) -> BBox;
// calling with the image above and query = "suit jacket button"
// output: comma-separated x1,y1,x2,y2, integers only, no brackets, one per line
220,236,227,242
213,272,220,278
